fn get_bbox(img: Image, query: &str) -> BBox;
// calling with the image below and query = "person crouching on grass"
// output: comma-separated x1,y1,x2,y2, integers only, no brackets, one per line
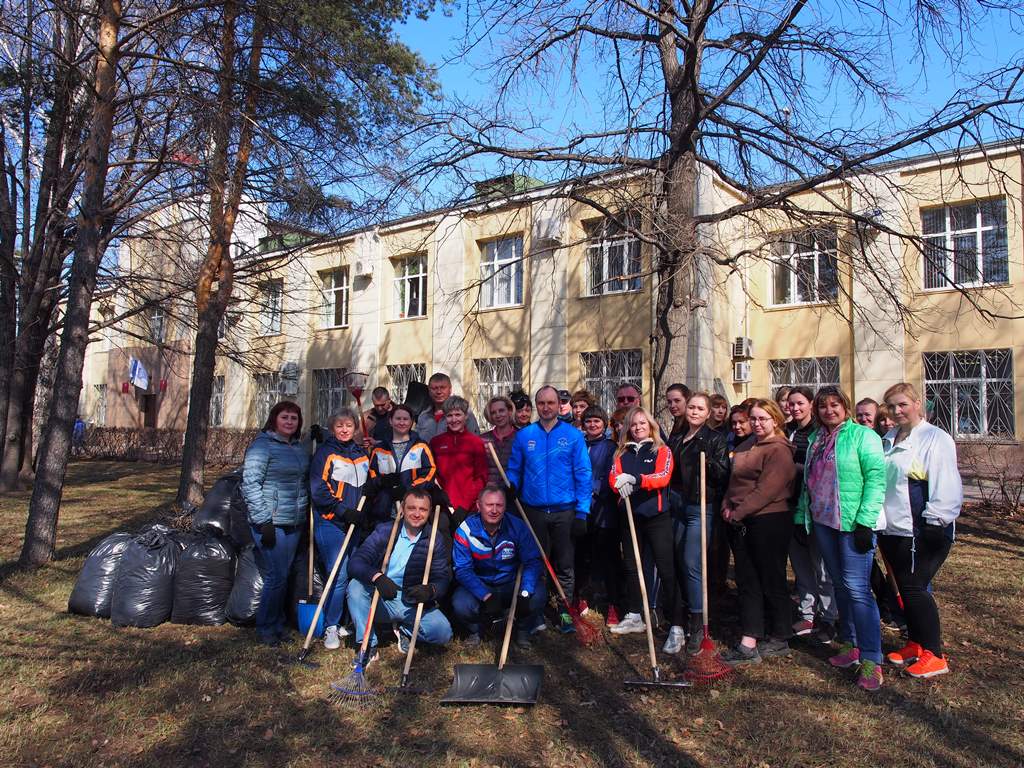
345,488,452,660
451,485,546,648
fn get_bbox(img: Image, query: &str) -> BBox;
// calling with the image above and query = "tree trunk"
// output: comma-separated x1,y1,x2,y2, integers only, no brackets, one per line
20,0,121,567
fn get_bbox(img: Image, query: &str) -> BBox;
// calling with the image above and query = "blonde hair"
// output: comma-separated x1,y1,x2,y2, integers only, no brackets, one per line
614,406,665,457
883,382,921,403
748,399,787,437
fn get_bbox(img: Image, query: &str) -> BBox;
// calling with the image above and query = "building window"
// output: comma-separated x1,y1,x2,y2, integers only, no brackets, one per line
217,312,228,341
209,375,225,427
585,215,642,296
771,228,839,306
387,363,426,403
321,267,350,328
474,357,523,423
258,279,283,335
581,349,643,412
769,356,840,397
93,384,107,426
480,237,524,309
149,307,165,343
923,349,1014,438
922,198,1008,290
253,372,281,423
312,368,351,427
394,254,427,319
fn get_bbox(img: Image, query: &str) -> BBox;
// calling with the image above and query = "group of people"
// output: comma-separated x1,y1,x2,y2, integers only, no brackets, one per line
240,371,962,692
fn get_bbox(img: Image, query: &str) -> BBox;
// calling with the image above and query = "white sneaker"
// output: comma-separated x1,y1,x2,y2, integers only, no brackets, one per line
323,625,341,650
337,624,351,638
662,625,686,654
609,612,646,635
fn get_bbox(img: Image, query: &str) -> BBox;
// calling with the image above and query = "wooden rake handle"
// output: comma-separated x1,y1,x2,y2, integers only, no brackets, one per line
400,505,442,680
624,496,660,676
357,502,403,660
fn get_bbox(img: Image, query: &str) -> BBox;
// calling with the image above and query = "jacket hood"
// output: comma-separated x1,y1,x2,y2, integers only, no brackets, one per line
260,429,300,446
756,433,796,453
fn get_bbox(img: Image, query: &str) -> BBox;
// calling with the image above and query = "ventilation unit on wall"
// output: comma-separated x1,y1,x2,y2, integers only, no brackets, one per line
732,336,753,360
353,258,374,278
732,361,752,384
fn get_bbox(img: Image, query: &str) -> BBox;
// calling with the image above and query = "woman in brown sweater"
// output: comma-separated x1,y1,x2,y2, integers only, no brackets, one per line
720,399,797,666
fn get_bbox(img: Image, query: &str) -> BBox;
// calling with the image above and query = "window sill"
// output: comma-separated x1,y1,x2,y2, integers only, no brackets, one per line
476,303,525,314
578,287,644,300
917,281,1009,296
764,300,838,311
316,324,350,332
385,315,428,325
254,332,284,339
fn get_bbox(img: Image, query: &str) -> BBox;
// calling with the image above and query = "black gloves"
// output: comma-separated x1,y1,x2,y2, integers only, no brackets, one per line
572,517,588,539
514,592,533,618
505,484,520,507
918,521,947,548
342,505,365,528
853,524,875,554
793,524,809,547
431,485,451,512
259,521,276,549
381,472,401,490
405,584,436,604
373,574,399,600
481,593,504,619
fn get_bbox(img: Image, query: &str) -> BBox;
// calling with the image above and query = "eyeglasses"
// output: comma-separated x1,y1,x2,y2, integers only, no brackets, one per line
749,416,775,424
616,395,639,404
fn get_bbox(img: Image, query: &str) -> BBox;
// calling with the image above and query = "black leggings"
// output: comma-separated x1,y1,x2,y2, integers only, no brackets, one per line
878,534,951,656
621,512,684,626
728,512,793,640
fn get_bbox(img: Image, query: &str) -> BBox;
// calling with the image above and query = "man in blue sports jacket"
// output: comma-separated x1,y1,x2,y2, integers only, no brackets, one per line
506,385,592,633
451,485,546,647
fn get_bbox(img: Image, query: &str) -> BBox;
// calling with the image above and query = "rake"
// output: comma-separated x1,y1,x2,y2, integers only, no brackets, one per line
684,452,734,684
328,507,402,705
485,441,601,645
342,370,370,437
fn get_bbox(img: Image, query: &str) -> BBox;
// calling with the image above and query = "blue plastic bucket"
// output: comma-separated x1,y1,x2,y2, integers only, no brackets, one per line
297,599,324,638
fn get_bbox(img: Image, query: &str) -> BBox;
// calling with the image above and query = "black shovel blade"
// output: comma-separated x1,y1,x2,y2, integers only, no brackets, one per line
441,663,543,705
623,677,692,690
405,381,433,420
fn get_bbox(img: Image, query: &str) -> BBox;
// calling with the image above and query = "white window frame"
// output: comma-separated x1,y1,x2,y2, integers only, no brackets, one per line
921,198,1008,291
258,279,283,336
585,214,642,296
581,349,643,412
93,383,107,426
253,372,281,424
769,356,840,397
923,348,1015,438
474,357,523,423
387,363,426,403
479,236,524,309
320,267,350,329
770,228,839,307
393,254,428,319
312,368,350,426
209,375,225,427
149,307,165,343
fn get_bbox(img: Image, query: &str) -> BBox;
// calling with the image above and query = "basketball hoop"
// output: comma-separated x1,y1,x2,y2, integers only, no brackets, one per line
343,371,370,435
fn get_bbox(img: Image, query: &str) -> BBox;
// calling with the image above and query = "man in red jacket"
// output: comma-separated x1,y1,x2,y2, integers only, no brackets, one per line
430,396,488,534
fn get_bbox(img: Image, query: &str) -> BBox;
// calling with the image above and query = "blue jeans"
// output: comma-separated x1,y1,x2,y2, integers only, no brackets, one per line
451,581,548,635
250,523,300,641
313,520,352,628
813,524,882,664
346,581,452,649
672,504,713,615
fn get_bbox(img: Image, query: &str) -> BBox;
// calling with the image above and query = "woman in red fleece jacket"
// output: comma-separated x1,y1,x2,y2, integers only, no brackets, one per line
430,395,488,533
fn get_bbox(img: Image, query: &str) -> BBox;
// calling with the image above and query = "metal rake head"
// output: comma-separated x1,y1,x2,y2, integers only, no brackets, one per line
328,672,379,705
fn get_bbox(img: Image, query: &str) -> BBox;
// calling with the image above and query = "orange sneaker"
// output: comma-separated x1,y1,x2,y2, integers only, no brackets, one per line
886,641,923,667
906,650,949,678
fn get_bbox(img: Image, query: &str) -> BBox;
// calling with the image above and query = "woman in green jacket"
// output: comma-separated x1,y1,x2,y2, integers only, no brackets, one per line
795,386,886,691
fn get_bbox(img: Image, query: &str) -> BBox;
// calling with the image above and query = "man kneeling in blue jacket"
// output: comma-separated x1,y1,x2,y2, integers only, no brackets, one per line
346,488,453,658
451,484,546,649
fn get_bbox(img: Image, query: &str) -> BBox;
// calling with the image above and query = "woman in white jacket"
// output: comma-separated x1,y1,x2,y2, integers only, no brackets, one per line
879,383,962,678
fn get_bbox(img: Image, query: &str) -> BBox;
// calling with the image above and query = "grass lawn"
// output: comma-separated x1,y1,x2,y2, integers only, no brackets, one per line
1,461,1022,768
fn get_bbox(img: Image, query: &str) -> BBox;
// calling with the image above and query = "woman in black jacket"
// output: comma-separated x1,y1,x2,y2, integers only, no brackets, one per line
670,392,730,653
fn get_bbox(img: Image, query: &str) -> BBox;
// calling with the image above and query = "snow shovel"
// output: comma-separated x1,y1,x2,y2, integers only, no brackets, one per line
405,380,432,420
441,567,543,705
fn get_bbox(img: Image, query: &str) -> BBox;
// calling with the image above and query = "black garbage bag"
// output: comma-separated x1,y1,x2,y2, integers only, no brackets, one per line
193,470,254,549
171,535,236,625
286,546,325,626
110,528,179,628
168,529,203,551
225,545,264,626
68,532,134,618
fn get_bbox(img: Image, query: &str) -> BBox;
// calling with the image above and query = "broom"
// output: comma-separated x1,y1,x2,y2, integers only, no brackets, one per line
328,504,403,705
684,452,734,683
485,441,600,645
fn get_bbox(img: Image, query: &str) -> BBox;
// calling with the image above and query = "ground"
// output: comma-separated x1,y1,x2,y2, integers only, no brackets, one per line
1,461,1022,768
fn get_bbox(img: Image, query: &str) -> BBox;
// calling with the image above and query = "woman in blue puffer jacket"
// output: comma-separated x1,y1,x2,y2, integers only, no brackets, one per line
242,400,310,646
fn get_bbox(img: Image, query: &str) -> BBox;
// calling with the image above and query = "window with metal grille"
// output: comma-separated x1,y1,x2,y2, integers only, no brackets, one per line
393,254,427,319
258,279,283,335
312,368,351,427
93,384,107,426
921,198,1008,290
769,356,840,397
923,349,1014,438
480,237,524,309
474,357,523,423
321,267,350,328
585,215,642,295
387,363,426,404
253,372,282,424
581,349,643,412
209,375,225,427
771,228,839,305
149,307,166,343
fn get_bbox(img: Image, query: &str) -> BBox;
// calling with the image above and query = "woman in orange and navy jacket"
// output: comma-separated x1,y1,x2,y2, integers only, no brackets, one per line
608,405,688,655
367,403,437,524
308,408,371,648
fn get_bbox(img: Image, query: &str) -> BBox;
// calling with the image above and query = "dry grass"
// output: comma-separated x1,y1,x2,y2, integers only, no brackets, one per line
1,461,1022,768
